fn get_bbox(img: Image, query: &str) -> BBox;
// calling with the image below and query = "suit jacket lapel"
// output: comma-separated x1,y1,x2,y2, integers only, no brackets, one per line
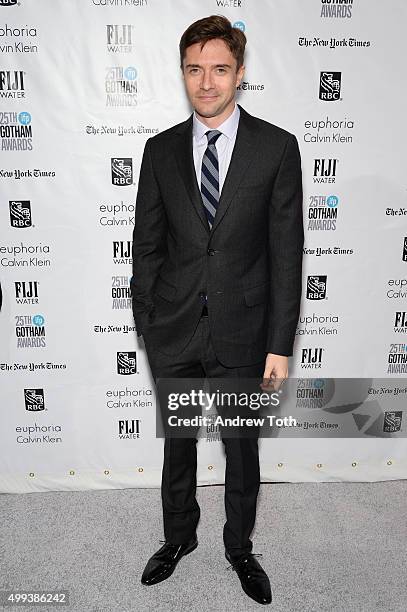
174,116,210,234
210,105,257,235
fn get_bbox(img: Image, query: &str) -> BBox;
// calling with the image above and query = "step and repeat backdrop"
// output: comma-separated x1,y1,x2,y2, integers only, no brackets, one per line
1,0,406,493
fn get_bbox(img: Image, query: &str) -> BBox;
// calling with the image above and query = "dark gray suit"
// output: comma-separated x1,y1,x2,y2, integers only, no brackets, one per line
131,105,304,367
131,104,303,555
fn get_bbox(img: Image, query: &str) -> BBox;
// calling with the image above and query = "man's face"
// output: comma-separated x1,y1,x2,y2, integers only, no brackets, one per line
182,38,244,121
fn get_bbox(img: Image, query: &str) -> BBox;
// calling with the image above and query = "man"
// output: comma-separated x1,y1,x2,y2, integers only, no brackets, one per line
131,15,303,605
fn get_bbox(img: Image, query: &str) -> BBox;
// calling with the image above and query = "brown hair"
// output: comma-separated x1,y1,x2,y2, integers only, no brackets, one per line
179,15,246,70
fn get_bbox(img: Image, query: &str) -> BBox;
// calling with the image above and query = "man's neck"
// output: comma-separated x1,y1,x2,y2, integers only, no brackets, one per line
194,101,237,129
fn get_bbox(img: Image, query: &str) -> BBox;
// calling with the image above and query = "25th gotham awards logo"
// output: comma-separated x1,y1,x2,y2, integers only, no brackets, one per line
105,66,137,107
15,314,45,347
15,280,39,304
106,24,134,53
0,69,25,98
387,344,407,374
117,351,137,375
308,195,338,231
112,275,131,309
24,388,45,411
320,0,353,18
319,72,341,101
9,200,32,227
307,275,327,300
1,111,32,150
111,158,133,186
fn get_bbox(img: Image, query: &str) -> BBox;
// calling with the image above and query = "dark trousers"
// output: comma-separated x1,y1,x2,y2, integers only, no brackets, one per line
144,313,264,558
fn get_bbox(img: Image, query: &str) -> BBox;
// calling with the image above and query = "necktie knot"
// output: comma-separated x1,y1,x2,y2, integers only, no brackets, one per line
205,130,221,147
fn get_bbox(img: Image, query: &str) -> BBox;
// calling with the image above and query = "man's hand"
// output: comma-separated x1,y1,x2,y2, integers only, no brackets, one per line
261,353,288,392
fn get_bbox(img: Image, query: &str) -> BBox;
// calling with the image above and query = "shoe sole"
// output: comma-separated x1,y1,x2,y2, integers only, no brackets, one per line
141,540,198,586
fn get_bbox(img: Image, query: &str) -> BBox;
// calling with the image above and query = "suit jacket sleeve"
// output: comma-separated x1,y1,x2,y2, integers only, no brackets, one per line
131,138,168,337
267,133,304,356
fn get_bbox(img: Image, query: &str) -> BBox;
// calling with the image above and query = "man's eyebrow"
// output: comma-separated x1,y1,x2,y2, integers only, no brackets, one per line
184,63,232,69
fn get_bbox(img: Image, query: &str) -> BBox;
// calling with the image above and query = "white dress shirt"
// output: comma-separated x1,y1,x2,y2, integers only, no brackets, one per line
192,103,240,194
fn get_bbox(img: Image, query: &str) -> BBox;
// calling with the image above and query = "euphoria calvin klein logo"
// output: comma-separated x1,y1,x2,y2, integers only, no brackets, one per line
319,72,341,101
313,158,338,183
24,388,45,411
15,314,45,348
9,200,31,227
307,276,327,300
118,419,140,439
402,237,407,262
15,280,39,304
112,275,131,309
0,70,25,98
106,25,134,53
301,348,324,369
383,411,402,433
111,157,132,186
113,240,132,264
117,351,136,375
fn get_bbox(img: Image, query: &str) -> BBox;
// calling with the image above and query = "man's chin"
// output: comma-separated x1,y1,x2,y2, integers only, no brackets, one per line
193,102,224,119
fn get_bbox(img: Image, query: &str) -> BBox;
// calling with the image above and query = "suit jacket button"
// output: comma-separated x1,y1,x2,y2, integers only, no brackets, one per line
207,248,215,256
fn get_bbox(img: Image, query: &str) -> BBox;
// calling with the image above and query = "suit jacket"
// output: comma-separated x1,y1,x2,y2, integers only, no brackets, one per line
131,104,304,367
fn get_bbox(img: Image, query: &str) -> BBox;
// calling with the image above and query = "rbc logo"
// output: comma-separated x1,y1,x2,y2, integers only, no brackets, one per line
18,111,31,125
233,21,246,32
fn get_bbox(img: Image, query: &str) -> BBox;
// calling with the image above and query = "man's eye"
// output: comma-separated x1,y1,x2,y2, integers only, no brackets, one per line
217,68,226,74
189,68,199,74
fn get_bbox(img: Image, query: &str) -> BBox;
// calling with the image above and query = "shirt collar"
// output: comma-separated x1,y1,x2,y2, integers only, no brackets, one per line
193,103,240,142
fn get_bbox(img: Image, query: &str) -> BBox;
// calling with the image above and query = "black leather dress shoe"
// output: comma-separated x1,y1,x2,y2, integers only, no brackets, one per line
226,552,272,605
141,537,198,586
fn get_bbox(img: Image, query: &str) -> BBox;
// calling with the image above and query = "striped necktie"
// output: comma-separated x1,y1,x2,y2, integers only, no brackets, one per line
201,130,222,229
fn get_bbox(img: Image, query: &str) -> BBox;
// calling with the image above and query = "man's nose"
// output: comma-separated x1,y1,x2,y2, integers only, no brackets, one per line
200,70,214,90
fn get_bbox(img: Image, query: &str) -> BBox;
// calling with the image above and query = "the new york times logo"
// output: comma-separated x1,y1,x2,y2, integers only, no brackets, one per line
0,69,25,98
301,348,324,369
383,411,402,433
15,280,39,304
117,351,136,375
24,388,45,411
111,157,132,186
112,275,131,309
1,111,32,150
321,0,353,19
118,419,140,438
113,240,132,264
319,72,341,101
9,200,31,227
106,25,134,53
307,275,327,300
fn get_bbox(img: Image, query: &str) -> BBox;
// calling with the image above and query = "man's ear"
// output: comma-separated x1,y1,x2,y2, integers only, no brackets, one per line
236,64,245,87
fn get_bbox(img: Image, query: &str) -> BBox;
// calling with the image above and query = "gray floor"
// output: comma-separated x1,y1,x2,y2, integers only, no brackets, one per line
1,481,406,612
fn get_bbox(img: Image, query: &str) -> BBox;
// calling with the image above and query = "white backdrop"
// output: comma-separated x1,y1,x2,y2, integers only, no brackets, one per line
1,0,406,494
